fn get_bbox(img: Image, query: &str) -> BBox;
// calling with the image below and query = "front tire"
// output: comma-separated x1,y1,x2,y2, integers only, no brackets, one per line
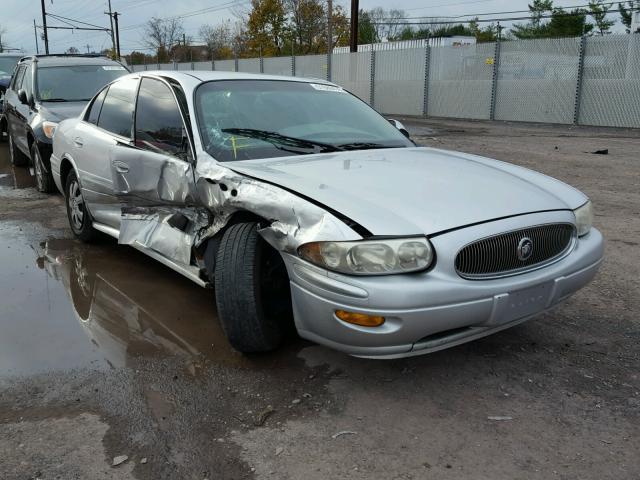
214,222,292,353
31,144,55,193
8,131,28,166
65,170,97,242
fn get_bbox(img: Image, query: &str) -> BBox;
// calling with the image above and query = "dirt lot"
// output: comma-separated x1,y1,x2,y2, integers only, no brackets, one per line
0,118,638,480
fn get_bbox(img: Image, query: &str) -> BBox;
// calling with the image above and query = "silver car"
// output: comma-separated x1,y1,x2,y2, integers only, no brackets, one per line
51,71,604,359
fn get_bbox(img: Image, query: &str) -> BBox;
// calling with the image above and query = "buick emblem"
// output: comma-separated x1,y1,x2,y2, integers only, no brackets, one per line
517,237,533,261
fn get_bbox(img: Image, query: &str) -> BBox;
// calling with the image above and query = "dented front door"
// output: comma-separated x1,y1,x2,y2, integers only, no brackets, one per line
110,76,199,265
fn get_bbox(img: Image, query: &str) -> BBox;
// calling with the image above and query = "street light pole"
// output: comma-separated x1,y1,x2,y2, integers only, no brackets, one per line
33,19,40,54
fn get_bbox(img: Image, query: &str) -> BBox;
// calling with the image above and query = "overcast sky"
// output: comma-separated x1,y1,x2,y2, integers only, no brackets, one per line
1,0,627,54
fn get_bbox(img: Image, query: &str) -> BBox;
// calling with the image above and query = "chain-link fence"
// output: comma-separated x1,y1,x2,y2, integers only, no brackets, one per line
130,34,640,129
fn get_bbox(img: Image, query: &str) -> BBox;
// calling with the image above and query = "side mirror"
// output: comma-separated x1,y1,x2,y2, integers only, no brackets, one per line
388,118,411,139
17,89,29,105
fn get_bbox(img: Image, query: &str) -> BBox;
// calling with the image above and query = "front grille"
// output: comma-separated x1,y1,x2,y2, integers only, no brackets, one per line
455,223,576,279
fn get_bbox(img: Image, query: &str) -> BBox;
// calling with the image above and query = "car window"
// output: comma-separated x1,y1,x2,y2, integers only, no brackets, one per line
11,65,26,90
36,64,128,102
135,77,190,160
86,87,108,125
22,65,33,96
97,77,138,138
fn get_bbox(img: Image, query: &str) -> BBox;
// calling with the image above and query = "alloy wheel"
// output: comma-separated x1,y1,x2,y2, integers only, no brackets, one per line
68,180,85,231
33,149,44,191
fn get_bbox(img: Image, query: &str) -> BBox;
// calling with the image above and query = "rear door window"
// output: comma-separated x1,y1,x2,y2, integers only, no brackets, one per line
97,77,138,138
11,65,26,90
86,87,108,125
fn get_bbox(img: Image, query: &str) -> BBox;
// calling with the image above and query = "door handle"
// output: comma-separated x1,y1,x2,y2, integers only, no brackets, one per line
74,137,84,147
113,161,129,173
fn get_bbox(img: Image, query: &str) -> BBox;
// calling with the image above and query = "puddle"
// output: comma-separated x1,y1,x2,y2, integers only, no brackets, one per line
0,224,249,377
0,144,36,190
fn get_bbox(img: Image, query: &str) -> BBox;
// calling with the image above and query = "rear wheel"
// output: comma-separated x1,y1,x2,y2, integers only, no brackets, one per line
8,131,28,166
31,143,55,193
214,222,293,353
65,170,97,242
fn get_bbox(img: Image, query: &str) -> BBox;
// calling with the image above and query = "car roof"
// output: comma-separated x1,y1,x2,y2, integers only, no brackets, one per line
133,70,335,89
18,55,125,68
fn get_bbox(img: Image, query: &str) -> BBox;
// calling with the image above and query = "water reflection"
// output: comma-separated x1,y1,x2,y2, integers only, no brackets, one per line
0,144,36,189
37,238,247,369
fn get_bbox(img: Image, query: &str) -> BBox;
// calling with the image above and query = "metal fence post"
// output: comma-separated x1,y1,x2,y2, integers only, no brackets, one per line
234,50,239,72
327,51,332,82
259,46,264,73
291,42,296,76
573,35,587,126
489,38,502,121
370,48,376,107
423,38,431,117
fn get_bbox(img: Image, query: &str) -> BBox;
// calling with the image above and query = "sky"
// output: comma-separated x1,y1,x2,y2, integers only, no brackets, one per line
0,0,628,55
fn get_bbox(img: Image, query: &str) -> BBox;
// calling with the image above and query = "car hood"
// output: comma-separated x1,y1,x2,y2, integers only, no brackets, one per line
37,101,87,121
225,147,587,236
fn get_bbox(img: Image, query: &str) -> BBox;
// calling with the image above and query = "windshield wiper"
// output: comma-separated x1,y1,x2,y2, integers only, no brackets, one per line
41,98,69,102
337,142,401,151
222,128,343,154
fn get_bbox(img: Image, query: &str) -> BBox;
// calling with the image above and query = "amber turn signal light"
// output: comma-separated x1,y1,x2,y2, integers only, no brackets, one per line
335,310,385,327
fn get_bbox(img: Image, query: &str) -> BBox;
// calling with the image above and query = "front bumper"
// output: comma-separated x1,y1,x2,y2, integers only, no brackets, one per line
282,211,604,359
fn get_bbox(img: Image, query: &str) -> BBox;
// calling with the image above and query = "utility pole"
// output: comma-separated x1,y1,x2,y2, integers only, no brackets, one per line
85,44,91,54
350,0,359,53
33,20,39,54
105,0,116,59
40,0,49,54
113,12,121,60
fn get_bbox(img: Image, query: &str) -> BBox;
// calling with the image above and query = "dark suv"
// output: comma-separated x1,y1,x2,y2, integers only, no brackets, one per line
4,55,128,192
0,53,24,142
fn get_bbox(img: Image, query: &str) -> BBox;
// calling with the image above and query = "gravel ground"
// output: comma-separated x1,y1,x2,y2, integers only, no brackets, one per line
0,118,638,480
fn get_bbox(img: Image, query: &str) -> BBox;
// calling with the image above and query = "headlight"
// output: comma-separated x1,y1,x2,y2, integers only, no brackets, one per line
42,121,58,139
574,200,593,237
298,238,434,275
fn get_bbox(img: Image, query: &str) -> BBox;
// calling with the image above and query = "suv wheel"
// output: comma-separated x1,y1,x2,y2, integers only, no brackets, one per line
9,132,28,166
65,170,97,242
31,144,55,193
214,222,293,353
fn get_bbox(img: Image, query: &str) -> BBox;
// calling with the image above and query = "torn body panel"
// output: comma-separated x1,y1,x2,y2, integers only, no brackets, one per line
113,151,360,269
193,159,362,253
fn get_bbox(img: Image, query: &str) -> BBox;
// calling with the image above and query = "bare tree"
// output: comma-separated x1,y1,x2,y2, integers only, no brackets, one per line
66,46,79,54
199,22,234,59
144,17,185,61
369,7,406,42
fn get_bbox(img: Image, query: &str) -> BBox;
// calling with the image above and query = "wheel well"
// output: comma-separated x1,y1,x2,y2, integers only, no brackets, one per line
202,211,276,282
59,158,73,196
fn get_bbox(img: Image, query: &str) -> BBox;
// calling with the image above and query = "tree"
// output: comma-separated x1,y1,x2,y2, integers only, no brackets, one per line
511,2,594,38
618,1,638,32
285,0,325,53
358,10,378,44
368,8,406,41
588,1,615,35
469,19,498,42
246,0,287,56
66,46,79,54
200,22,234,59
144,17,184,62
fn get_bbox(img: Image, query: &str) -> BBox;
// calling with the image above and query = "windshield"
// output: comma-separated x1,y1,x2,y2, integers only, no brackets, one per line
37,64,128,102
195,80,413,161
0,57,21,78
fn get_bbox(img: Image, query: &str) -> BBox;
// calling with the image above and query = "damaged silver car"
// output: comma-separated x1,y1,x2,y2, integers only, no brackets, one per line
50,72,604,359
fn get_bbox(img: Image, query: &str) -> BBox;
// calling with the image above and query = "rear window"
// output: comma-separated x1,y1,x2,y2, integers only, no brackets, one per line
37,64,128,102
97,77,138,138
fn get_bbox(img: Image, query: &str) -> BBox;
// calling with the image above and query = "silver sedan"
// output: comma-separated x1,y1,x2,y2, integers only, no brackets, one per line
50,71,604,358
